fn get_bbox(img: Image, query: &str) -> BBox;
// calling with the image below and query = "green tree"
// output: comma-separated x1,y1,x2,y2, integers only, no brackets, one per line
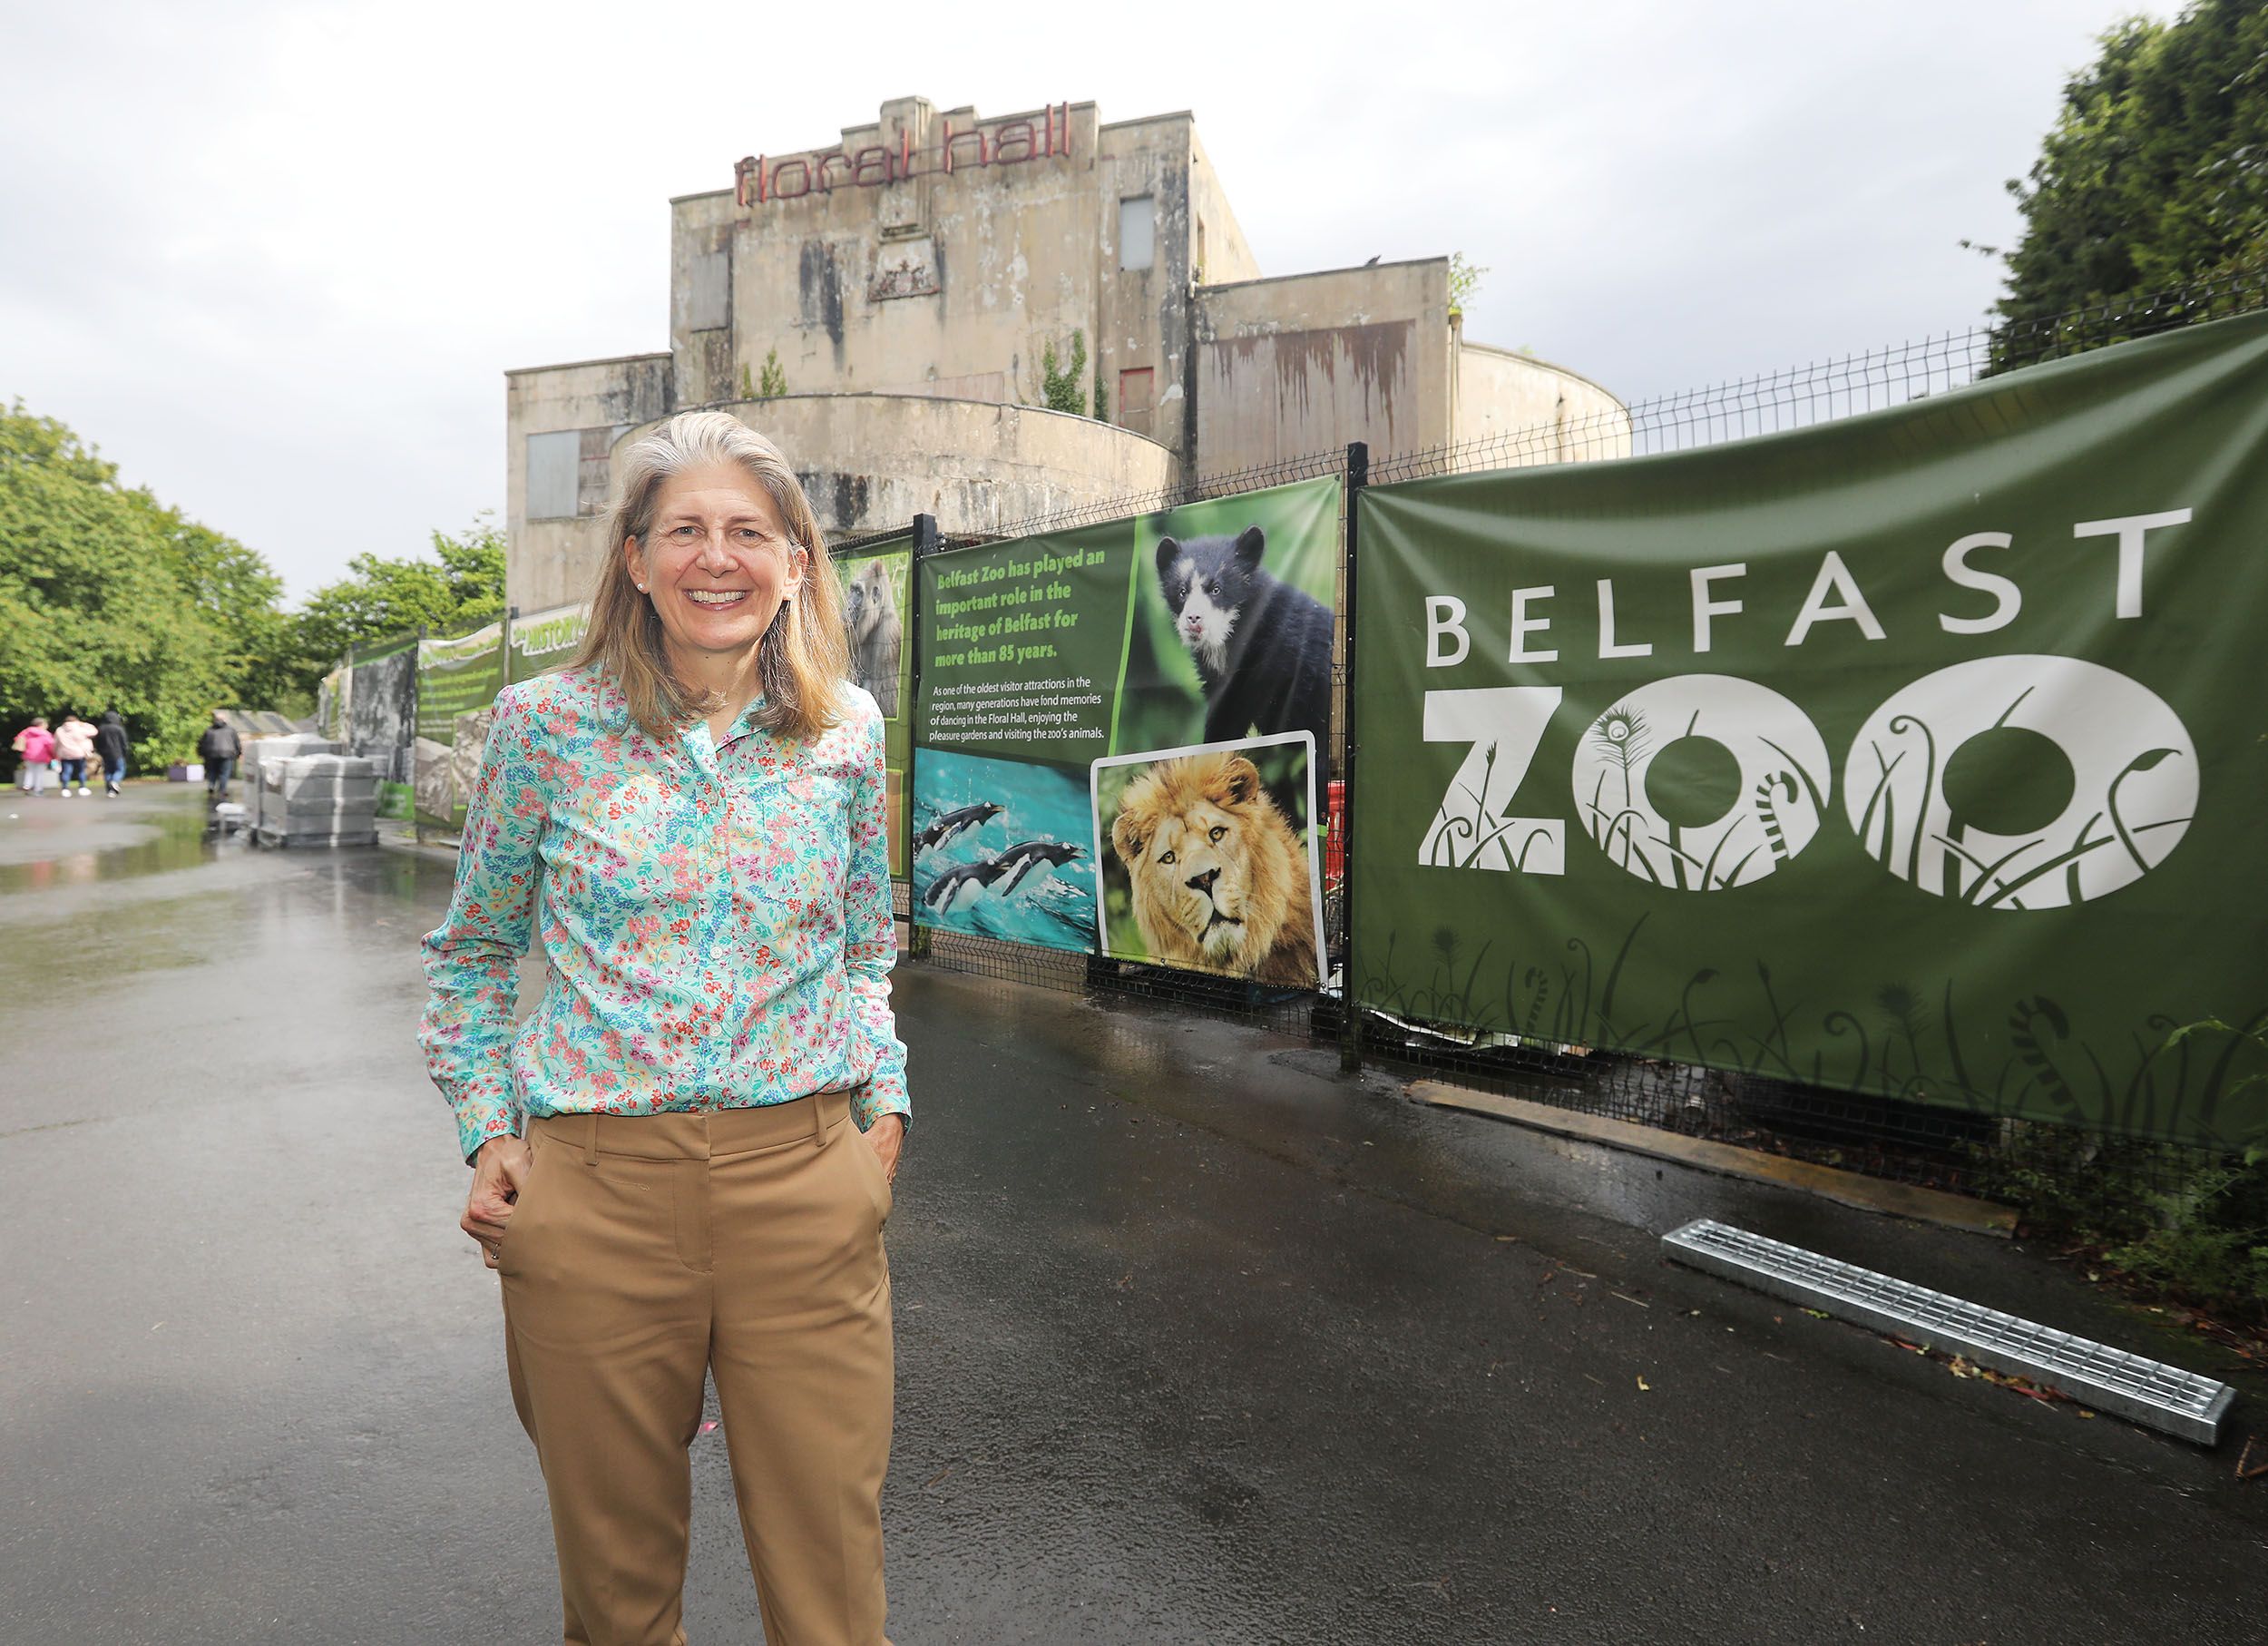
1040,329,1089,414
1990,1,2268,334
288,515,506,686
0,402,235,763
1448,251,1488,321
125,494,302,710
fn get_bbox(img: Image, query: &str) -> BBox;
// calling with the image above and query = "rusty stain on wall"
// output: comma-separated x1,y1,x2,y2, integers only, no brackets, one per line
1197,319,1414,465
798,240,846,357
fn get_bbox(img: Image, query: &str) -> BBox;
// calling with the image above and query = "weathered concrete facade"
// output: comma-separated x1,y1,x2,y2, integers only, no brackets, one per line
504,94,1625,611
1453,338,1631,463
512,393,1174,612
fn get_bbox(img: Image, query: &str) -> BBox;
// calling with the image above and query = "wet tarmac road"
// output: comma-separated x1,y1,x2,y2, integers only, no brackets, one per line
2,785,2263,1644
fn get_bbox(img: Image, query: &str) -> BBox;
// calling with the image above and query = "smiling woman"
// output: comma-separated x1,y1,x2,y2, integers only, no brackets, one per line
579,413,853,743
419,409,907,1644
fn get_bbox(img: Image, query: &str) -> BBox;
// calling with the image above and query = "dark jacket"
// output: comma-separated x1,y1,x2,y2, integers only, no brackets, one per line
198,722,241,762
93,712,130,766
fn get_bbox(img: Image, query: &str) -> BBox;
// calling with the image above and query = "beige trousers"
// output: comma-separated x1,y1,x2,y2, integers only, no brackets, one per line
500,1093,894,1646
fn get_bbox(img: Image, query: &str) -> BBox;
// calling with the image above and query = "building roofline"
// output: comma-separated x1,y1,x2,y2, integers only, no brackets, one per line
1195,254,1448,296
1100,110,1193,131
1458,338,1625,407
505,350,672,380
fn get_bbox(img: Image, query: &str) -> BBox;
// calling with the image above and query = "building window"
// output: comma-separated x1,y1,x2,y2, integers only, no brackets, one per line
1119,195,1155,272
1118,367,1155,418
526,431,581,520
527,427,621,519
684,249,730,332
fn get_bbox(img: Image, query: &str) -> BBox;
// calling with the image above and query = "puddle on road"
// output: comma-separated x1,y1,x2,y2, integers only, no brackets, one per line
0,799,241,893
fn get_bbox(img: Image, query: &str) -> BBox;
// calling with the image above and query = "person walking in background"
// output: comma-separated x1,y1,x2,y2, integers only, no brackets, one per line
12,717,57,796
53,712,98,798
197,712,241,803
93,710,130,798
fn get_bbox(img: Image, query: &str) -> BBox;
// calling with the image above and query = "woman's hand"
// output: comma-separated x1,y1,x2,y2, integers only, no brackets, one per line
863,1112,904,1185
464,1134,532,1269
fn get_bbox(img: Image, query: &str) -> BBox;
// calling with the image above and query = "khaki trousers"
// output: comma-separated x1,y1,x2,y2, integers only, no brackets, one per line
499,1093,894,1646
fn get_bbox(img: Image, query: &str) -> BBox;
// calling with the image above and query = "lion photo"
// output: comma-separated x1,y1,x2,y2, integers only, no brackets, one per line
1096,735,1323,987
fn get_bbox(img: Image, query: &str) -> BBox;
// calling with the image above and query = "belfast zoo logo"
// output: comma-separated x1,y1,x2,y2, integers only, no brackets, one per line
1414,513,2199,910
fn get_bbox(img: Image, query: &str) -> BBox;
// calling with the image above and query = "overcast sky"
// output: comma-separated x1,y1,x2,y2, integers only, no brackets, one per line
1,0,2144,599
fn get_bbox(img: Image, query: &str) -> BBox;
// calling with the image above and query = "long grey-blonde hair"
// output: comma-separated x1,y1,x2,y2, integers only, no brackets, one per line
575,410,850,741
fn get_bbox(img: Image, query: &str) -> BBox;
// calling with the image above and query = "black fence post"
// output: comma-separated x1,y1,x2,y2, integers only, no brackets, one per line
907,515,937,962
1338,442,1368,1075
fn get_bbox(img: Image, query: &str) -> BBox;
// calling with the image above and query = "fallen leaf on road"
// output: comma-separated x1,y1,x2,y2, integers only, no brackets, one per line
1637,1376,1651,1391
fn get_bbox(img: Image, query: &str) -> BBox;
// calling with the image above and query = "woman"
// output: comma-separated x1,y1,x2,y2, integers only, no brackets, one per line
420,410,908,1646
93,710,130,797
11,716,55,795
54,712,98,797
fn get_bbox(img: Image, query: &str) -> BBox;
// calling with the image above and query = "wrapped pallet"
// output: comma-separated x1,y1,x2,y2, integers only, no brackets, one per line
254,753,380,848
243,734,340,838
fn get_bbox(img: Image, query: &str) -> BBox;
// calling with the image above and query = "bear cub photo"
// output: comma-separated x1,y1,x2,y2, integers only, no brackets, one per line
1155,525,1332,751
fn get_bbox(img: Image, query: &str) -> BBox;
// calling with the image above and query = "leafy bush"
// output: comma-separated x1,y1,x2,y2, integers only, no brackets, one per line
1041,330,1089,415
1977,1114,2268,1322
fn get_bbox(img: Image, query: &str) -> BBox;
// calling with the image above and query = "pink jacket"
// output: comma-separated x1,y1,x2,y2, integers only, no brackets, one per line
14,726,56,763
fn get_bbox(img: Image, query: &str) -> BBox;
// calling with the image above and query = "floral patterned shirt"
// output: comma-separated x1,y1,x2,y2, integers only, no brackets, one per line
419,666,908,1163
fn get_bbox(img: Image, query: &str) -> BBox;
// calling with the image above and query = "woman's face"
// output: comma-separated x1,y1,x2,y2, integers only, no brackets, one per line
627,463,806,670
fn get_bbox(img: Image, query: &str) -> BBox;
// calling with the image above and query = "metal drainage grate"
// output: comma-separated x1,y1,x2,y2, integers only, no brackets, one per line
1662,1219,2235,1445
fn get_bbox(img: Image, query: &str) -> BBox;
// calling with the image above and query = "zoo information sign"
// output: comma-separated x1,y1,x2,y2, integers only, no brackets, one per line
911,478,1340,974
1352,312,2268,1151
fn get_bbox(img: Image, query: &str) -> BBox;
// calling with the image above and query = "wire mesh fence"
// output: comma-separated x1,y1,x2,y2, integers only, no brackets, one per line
877,281,2268,1198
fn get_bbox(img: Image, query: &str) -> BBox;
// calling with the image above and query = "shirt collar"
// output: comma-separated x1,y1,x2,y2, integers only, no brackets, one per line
679,693,767,778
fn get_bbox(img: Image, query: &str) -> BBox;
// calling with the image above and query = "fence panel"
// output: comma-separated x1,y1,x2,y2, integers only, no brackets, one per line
1349,310,2268,1156
880,281,2268,1187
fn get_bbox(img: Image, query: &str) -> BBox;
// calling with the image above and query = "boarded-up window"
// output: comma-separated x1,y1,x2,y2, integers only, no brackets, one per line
1119,196,1155,272
684,249,730,332
1118,367,1155,416
528,427,623,519
526,431,580,520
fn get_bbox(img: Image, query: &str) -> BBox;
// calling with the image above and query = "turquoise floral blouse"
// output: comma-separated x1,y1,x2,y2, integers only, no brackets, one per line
419,666,909,1163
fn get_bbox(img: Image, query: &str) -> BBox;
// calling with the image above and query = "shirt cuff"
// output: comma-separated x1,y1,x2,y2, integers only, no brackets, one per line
459,1104,521,1166
852,1077,910,1135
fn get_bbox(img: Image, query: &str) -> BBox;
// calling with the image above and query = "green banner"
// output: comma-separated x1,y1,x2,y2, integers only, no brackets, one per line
507,602,589,685
914,477,1339,984
836,541,914,877
1353,313,2268,1151
415,621,506,832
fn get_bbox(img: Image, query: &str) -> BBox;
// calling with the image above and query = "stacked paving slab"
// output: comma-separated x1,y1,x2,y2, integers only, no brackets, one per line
247,735,380,847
